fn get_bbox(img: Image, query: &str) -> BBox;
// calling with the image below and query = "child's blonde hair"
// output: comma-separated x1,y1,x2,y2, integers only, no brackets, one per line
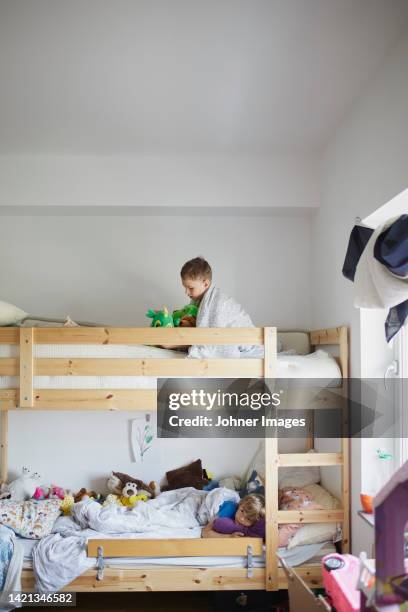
239,494,265,523
181,257,212,282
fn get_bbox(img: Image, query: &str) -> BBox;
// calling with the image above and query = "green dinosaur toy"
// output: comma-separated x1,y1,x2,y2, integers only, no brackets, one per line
146,306,174,328
172,303,198,327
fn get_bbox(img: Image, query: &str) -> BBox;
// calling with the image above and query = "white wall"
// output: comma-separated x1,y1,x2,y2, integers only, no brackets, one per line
0,154,320,209
0,214,312,328
312,33,408,555
1,212,312,489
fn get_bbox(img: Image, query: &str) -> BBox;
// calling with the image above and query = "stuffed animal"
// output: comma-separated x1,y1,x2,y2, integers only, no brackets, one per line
73,488,97,503
60,494,75,516
103,493,120,507
107,471,156,499
119,482,147,508
219,476,241,491
240,470,265,497
203,469,219,491
0,468,41,502
33,486,49,500
146,307,174,328
172,304,198,327
49,485,66,500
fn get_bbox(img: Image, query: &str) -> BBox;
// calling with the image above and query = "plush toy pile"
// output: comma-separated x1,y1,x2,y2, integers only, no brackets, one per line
146,303,198,328
0,467,158,517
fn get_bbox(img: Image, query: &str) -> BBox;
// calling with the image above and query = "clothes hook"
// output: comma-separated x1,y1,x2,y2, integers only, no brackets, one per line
384,359,399,390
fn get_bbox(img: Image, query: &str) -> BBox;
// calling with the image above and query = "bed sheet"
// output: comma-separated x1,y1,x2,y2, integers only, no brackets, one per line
0,345,341,389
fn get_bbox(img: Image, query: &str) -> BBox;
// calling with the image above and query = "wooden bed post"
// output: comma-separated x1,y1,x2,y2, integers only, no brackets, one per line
20,328,34,408
339,326,350,553
0,407,8,483
264,327,278,591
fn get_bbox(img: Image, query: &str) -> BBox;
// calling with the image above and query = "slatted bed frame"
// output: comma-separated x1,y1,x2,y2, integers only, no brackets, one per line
0,325,349,593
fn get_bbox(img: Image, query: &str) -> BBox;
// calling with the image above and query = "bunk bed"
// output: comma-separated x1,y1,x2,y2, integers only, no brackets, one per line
0,325,349,593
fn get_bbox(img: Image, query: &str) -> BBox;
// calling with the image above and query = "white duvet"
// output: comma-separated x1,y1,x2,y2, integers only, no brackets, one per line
33,487,239,593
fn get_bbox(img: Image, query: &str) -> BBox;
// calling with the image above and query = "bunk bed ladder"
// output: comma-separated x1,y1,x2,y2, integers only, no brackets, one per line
264,327,279,591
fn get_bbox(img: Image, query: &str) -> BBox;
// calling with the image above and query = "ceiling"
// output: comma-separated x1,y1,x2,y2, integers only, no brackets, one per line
0,0,407,155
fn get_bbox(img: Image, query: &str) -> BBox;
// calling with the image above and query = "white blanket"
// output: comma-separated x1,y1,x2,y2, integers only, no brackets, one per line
188,286,263,359
0,525,24,611
33,487,239,593
354,217,408,309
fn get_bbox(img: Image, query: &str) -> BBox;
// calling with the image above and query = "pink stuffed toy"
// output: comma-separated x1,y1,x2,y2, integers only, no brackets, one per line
33,486,47,500
49,485,65,500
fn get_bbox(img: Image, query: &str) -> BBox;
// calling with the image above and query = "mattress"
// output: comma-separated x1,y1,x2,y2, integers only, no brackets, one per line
21,538,336,570
0,344,341,389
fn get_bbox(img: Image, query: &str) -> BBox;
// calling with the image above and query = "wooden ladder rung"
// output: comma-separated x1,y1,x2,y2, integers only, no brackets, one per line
278,452,343,467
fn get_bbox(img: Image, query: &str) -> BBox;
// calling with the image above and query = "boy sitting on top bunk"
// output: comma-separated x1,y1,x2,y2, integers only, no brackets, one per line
163,256,261,358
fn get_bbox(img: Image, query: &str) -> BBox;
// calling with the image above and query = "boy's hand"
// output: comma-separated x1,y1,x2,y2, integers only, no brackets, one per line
179,315,196,327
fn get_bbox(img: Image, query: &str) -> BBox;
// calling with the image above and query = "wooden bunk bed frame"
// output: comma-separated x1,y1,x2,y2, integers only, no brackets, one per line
0,325,349,593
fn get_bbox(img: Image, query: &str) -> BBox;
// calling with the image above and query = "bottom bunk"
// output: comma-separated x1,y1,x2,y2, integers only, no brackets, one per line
21,541,336,591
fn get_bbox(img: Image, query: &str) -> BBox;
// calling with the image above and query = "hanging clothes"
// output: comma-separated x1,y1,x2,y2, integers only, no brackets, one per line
374,214,408,276
373,215,408,341
342,225,374,281
342,215,408,341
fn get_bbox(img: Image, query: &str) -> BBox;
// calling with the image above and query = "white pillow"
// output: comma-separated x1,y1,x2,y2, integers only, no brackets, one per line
287,483,341,549
277,350,341,380
0,300,27,326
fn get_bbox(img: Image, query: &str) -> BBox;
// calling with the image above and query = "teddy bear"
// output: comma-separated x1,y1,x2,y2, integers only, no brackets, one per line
107,471,157,499
0,467,41,502
73,488,97,503
119,482,148,508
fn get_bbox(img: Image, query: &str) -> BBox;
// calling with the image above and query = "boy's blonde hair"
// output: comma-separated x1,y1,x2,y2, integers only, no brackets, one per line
239,494,265,523
181,257,212,282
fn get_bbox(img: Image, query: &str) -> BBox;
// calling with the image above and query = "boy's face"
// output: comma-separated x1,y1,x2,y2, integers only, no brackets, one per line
182,277,210,301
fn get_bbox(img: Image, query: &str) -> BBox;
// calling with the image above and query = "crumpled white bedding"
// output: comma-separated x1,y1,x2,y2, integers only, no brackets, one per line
33,487,239,593
188,287,264,359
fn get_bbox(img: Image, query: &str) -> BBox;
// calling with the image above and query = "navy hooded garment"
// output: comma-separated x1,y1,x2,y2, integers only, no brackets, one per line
374,215,408,341
342,215,408,341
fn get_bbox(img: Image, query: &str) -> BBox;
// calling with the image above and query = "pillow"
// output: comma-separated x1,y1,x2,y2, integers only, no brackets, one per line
277,350,341,381
162,459,209,491
286,483,341,549
0,499,61,539
0,300,27,326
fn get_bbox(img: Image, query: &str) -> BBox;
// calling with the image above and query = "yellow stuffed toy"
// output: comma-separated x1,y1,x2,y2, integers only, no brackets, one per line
119,482,148,508
119,493,148,507
60,494,75,516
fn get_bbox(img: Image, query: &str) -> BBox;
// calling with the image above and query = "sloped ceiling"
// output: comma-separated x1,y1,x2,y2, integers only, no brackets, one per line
1,0,408,155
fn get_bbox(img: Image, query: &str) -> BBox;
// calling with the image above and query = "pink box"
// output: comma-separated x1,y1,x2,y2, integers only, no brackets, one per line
322,553,360,612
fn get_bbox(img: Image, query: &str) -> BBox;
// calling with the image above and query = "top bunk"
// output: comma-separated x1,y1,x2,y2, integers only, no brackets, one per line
0,326,348,411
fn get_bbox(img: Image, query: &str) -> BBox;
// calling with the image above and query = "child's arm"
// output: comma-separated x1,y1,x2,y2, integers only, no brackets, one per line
201,520,244,538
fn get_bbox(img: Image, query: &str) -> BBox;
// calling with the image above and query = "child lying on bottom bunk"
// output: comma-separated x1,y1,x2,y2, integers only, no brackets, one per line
202,488,324,547
202,494,266,539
